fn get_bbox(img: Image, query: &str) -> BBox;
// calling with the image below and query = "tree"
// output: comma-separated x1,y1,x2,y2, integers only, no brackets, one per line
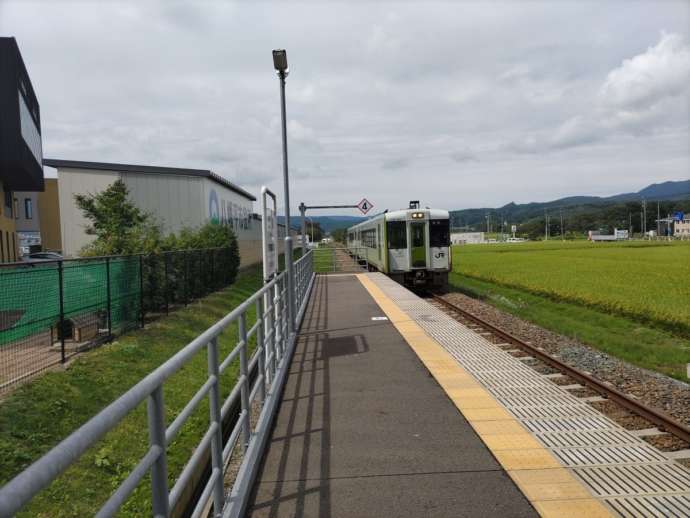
75,180,163,256
331,228,347,244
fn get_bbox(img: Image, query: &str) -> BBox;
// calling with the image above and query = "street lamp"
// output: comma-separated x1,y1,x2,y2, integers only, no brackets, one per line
273,48,296,332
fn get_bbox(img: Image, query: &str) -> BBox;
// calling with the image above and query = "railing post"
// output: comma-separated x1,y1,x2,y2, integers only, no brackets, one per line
148,386,170,517
207,337,225,517
239,314,251,451
285,237,296,333
57,260,66,363
106,257,112,338
332,247,336,272
256,297,266,403
273,282,281,366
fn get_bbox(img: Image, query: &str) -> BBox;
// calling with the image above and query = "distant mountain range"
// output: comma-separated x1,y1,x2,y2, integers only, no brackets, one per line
278,215,366,233
278,180,689,235
450,180,690,231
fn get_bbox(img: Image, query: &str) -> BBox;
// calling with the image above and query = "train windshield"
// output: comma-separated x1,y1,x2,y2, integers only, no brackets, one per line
387,221,407,249
430,219,450,247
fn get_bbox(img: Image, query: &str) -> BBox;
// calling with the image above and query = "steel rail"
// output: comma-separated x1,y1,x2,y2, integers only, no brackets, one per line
430,294,690,444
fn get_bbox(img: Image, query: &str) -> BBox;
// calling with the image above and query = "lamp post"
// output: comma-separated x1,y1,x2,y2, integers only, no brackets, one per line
273,49,296,332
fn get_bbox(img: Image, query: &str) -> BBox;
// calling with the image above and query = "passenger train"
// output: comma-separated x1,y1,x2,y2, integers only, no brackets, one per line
346,201,450,289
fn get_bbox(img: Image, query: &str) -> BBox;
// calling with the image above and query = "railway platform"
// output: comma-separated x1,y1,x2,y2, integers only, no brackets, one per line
247,272,690,517
246,273,536,517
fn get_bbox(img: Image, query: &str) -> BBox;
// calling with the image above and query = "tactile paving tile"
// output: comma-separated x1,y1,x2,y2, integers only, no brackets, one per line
365,274,690,517
607,495,690,517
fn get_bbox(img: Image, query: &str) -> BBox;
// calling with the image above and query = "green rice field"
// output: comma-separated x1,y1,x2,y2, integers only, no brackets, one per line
452,240,690,337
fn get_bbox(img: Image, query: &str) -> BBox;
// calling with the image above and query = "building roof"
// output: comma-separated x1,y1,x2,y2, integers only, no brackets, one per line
43,158,256,201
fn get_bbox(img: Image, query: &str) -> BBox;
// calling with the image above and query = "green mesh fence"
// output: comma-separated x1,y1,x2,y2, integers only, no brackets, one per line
0,248,233,394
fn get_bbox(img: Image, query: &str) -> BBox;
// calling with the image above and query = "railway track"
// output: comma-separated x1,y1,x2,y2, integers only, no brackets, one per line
428,293,690,445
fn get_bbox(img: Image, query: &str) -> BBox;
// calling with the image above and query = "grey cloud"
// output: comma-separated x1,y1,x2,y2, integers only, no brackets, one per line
450,150,478,163
381,157,411,170
2,1,688,212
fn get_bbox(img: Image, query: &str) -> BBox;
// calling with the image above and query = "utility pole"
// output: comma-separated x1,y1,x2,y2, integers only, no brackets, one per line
560,208,564,241
642,199,647,238
544,210,549,241
657,201,660,238
640,211,643,238
629,212,632,237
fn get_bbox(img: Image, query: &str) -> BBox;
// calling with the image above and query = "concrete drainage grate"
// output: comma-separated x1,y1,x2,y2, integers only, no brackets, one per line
367,274,690,517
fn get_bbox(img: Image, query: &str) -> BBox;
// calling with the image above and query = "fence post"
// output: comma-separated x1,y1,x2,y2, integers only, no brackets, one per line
106,257,112,338
139,255,145,328
57,260,66,363
164,253,169,315
183,250,188,306
210,248,215,292
239,314,251,451
332,247,336,272
207,337,225,516
148,386,170,517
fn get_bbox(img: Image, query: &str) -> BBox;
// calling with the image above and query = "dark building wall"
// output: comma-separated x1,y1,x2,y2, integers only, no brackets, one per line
0,37,44,192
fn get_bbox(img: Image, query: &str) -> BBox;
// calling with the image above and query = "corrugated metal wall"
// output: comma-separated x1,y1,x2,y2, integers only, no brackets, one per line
58,168,119,256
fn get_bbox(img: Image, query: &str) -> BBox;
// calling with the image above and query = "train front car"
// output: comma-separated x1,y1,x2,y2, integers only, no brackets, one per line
386,206,450,290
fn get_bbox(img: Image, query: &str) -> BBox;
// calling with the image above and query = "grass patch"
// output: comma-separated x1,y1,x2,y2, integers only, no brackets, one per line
453,240,690,337
0,266,264,517
449,272,690,381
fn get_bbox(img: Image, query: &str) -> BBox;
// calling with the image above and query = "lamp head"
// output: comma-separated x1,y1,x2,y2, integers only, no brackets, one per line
272,49,288,75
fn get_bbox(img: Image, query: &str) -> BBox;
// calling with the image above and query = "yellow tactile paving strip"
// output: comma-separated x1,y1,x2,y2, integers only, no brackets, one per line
356,274,614,518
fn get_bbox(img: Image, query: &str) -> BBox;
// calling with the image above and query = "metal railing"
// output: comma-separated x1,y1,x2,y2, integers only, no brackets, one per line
0,250,315,518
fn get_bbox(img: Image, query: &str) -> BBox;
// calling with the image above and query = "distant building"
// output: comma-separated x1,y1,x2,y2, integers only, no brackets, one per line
675,217,690,237
0,37,45,262
589,229,629,242
38,178,62,252
43,159,256,257
451,232,485,245
13,191,40,254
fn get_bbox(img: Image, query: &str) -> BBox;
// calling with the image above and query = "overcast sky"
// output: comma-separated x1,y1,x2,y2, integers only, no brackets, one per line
2,1,689,214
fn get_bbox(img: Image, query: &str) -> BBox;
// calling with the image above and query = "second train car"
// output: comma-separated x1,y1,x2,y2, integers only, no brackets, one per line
346,201,451,289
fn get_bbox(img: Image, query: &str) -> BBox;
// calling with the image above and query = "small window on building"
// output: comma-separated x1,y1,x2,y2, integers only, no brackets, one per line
14,198,19,220
24,198,33,219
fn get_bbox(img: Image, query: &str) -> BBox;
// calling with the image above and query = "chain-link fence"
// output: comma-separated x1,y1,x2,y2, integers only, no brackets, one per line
0,247,235,396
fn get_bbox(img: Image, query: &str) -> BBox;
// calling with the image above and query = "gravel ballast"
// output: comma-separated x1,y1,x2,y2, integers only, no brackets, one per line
441,291,690,429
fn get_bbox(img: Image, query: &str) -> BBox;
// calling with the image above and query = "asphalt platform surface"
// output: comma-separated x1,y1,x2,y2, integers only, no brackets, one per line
246,274,536,517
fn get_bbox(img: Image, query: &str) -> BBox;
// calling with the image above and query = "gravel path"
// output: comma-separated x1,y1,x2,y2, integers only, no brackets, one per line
442,291,690,428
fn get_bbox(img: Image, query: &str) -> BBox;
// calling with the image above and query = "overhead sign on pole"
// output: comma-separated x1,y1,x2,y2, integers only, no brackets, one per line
261,187,279,282
357,198,373,215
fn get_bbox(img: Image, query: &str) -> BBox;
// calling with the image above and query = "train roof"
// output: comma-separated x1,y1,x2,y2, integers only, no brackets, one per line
347,208,449,230
385,208,449,221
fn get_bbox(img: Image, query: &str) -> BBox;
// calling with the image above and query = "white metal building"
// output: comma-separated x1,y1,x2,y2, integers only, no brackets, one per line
43,159,256,257
450,232,485,245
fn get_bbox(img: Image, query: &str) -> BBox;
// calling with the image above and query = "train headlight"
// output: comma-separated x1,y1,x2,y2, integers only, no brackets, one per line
411,212,425,219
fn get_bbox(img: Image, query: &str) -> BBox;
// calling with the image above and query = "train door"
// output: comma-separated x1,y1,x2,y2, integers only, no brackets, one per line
387,220,408,271
410,222,426,268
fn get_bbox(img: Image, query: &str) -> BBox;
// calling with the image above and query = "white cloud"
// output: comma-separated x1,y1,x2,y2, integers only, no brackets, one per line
600,33,690,110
